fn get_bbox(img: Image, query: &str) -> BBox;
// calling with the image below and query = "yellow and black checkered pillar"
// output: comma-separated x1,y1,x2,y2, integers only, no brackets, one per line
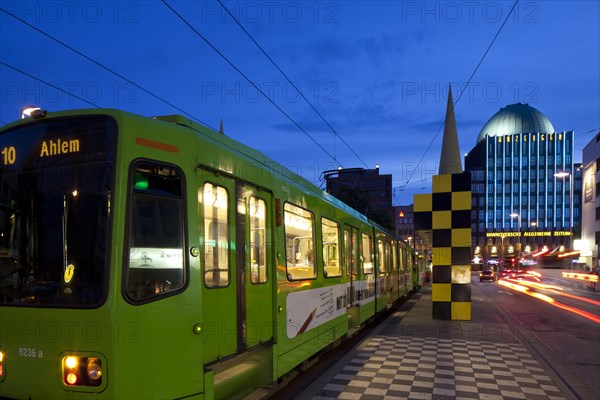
414,172,472,320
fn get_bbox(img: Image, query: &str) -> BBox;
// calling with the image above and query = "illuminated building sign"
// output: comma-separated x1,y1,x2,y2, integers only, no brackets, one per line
486,232,522,237
497,132,560,143
485,231,572,238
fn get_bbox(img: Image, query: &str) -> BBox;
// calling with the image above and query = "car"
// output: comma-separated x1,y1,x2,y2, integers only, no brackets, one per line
499,269,516,279
480,270,496,282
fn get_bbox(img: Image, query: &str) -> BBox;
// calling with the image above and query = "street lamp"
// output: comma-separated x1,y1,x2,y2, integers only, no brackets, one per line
554,171,573,249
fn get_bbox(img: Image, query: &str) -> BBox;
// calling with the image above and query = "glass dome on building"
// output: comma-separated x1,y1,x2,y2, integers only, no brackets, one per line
476,103,555,144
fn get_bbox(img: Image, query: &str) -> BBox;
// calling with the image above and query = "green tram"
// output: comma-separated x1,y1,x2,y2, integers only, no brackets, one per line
0,109,419,399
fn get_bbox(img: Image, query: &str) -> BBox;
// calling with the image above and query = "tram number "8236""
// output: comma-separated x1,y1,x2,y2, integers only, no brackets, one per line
1,146,17,165
18,347,44,358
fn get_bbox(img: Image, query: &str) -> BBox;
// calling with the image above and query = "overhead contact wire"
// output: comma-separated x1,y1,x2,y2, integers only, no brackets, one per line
395,0,520,202
162,0,340,165
0,7,215,130
216,0,367,168
0,61,100,108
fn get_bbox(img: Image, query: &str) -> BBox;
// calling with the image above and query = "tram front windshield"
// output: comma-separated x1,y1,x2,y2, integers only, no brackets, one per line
0,116,116,307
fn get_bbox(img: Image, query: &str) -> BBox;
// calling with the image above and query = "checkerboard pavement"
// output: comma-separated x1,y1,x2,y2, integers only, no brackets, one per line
312,335,566,400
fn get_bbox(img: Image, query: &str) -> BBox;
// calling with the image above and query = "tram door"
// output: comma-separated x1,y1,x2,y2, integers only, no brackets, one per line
199,172,238,363
344,226,359,307
238,184,273,349
199,170,274,363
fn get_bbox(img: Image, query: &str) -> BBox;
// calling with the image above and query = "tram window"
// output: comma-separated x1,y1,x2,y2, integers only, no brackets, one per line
322,218,341,278
203,183,229,288
398,247,404,273
392,242,398,272
126,162,185,302
249,197,267,284
378,240,386,273
284,203,316,280
362,233,373,274
345,228,358,277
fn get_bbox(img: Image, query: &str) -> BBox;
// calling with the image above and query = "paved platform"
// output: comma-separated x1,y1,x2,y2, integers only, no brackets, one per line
295,282,576,400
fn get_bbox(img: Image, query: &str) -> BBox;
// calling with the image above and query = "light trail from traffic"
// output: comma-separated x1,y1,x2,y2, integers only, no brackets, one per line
497,279,600,324
502,277,599,304
553,291,600,306
562,271,599,283
504,274,600,306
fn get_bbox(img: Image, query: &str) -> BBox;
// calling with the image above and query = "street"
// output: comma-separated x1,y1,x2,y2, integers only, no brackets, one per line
476,268,600,399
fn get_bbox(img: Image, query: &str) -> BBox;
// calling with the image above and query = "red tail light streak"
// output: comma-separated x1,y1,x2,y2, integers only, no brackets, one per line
498,279,600,324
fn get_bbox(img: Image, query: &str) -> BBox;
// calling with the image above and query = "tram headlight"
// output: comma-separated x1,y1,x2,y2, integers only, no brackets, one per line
87,358,102,380
65,356,78,369
0,350,4,379
61,354,104,388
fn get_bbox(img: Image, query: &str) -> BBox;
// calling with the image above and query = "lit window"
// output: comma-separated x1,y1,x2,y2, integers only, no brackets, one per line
249,197,267,284
203,184,229,288
322,218,341,278
378,240,386,273
362,233,373,274
284,203,316,280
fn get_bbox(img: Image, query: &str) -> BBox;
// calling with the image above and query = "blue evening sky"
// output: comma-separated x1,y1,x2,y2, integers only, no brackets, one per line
1,1,598,204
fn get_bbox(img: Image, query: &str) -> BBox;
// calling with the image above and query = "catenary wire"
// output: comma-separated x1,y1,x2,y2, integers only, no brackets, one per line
0,7,216,131
161,0,340,166
575,128,599,136
215,0,368,168
395,0,521,203
0,61,100,108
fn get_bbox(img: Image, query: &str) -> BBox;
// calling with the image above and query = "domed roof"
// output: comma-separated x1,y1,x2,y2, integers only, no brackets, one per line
476,103,555,144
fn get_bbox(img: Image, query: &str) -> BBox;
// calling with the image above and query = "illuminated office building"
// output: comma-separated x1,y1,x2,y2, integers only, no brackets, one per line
464,103,581,260
581,132,600,271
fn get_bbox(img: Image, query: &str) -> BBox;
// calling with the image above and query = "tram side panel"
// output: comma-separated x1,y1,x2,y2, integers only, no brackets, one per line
400,244,413,296
273,186,351,377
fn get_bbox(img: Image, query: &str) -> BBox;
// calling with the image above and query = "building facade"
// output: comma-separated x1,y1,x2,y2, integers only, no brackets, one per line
464,103,581,263
394,205,413,238
323,166,392,212
581,133,600,271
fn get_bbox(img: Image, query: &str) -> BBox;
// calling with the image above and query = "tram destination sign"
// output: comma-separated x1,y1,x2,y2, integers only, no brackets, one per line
0,115,116,169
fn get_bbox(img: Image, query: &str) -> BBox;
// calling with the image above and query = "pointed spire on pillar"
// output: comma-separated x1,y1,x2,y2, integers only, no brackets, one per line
219,117,224,135
439,86,463,175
